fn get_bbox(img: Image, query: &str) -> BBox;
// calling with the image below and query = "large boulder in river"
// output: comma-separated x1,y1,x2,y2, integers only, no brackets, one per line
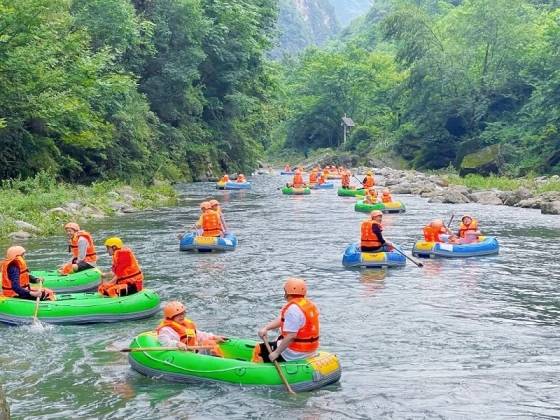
8,231,32,240
541,201,560,215
500,187,533,206
429,189,471,204
515,197,543,209
390,183,414,194
470,190,503,205
459,144,502,176
14,220,40,234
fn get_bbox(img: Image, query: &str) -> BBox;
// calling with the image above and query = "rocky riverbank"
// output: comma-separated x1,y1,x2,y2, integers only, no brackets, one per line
370,168,560,215
1,176,178,240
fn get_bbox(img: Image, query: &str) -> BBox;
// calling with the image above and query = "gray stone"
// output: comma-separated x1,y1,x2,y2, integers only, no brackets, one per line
449,185,471,195
470,190,503,205
390,184,414,194
65,201,82,212
8,231,32,240
121,205,138,214
47,207,70,216
460,144,503,176
500,187,533,206
541,201,560,215
515,197,543,209
14,220,41,233
427,195,445,203
108,201,126,211
429,176,449,187
433,190,471,204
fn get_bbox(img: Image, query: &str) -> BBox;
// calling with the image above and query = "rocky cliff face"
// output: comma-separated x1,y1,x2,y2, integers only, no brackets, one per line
329,0,374,26
271,0,339,58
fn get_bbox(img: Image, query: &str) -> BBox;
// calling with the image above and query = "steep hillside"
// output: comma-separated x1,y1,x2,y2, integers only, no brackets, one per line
329,0,374,26
271,0,339,58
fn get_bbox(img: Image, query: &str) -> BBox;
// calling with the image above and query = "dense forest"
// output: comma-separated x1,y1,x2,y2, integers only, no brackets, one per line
280,0,560,176
2,0,560,183
0,0,278,182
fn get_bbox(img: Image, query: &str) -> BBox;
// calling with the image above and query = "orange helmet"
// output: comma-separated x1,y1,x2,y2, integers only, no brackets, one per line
284,277,307,296
163,301,186,319
209,199,219,207
431,219,444,228
64,222,80,232
370,210,383,218
6,246,26,260
383,188,390,194
295,169,301,174
200,201,211,209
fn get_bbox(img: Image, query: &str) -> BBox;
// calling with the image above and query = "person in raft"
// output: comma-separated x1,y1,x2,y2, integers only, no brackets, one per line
284,164,291,172
381,188,393,203
236,173,246,183
209,199,228,233
457,214,480,243
99,237,143,297
422,219,454,243
362,170,375,188
361,210,394,253
2,246,55,301
157,301,225,356
291,168,305,188
219,174,230,183
58,222,97,275
256,278,319,363
341,169,351,189
364,188,378,204
195,201,225,237
308,168,319,184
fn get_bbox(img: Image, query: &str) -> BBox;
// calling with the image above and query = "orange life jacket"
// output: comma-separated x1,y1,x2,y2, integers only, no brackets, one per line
341,173,350,187
112,248,143,291
156,319,198,347
423,226,445,242
363,175,375,188
69,230,97,264
1,256,30,297
381,192,392,203
322,169,329,178
309,172,318,183
361,219,383,248
201,210,222,237
280,298,320,353
317,175,325,185
292,173,304,187
458,219,478,238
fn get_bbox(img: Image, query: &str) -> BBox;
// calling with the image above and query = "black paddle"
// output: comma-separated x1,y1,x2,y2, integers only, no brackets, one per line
392,246,424,268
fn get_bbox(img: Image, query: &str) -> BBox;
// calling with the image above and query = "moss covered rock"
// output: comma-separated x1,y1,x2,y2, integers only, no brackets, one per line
460,144,502,176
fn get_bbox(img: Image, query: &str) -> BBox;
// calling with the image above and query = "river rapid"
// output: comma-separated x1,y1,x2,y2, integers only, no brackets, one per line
1,174,560,419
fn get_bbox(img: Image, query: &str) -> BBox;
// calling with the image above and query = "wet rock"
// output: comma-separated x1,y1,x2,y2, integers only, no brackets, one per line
47,207,70,216
121,205,138,214
8,231,33,240
390,183,414,194
515,197,543,209
430,189,471,204
411,184,437,195
80,206,106,219
470,190,503,205
541,201,560,215
500,187,533,206
14,220,40,234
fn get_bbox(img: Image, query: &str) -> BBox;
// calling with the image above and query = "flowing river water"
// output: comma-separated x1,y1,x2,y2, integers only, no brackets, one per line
1,174,560,419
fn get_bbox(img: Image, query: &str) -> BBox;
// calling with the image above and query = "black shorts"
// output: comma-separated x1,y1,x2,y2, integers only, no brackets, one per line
258,341,286,363
361,245,383,252
76,261,94,272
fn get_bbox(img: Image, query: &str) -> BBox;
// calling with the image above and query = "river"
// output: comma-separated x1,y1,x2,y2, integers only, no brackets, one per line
1,174,560,419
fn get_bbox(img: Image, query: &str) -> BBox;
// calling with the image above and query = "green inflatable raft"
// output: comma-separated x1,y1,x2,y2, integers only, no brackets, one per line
354,200,406,214
337,187,365,197
128,332,341,392
0,289,160,325
281,186,311,195
29,269,101,293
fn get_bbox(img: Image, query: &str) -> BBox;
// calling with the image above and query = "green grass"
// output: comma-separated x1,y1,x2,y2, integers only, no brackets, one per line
0,172,178,238
444,173,560,193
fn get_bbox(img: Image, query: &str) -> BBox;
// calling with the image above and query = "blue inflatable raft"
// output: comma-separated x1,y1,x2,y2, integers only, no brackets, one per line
342,243,406,268
310,182,334,190
180,233,238,252
412,236,499,258
216,181,251,190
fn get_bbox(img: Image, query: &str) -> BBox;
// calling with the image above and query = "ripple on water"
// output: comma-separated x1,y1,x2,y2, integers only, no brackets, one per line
2,174,560,418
